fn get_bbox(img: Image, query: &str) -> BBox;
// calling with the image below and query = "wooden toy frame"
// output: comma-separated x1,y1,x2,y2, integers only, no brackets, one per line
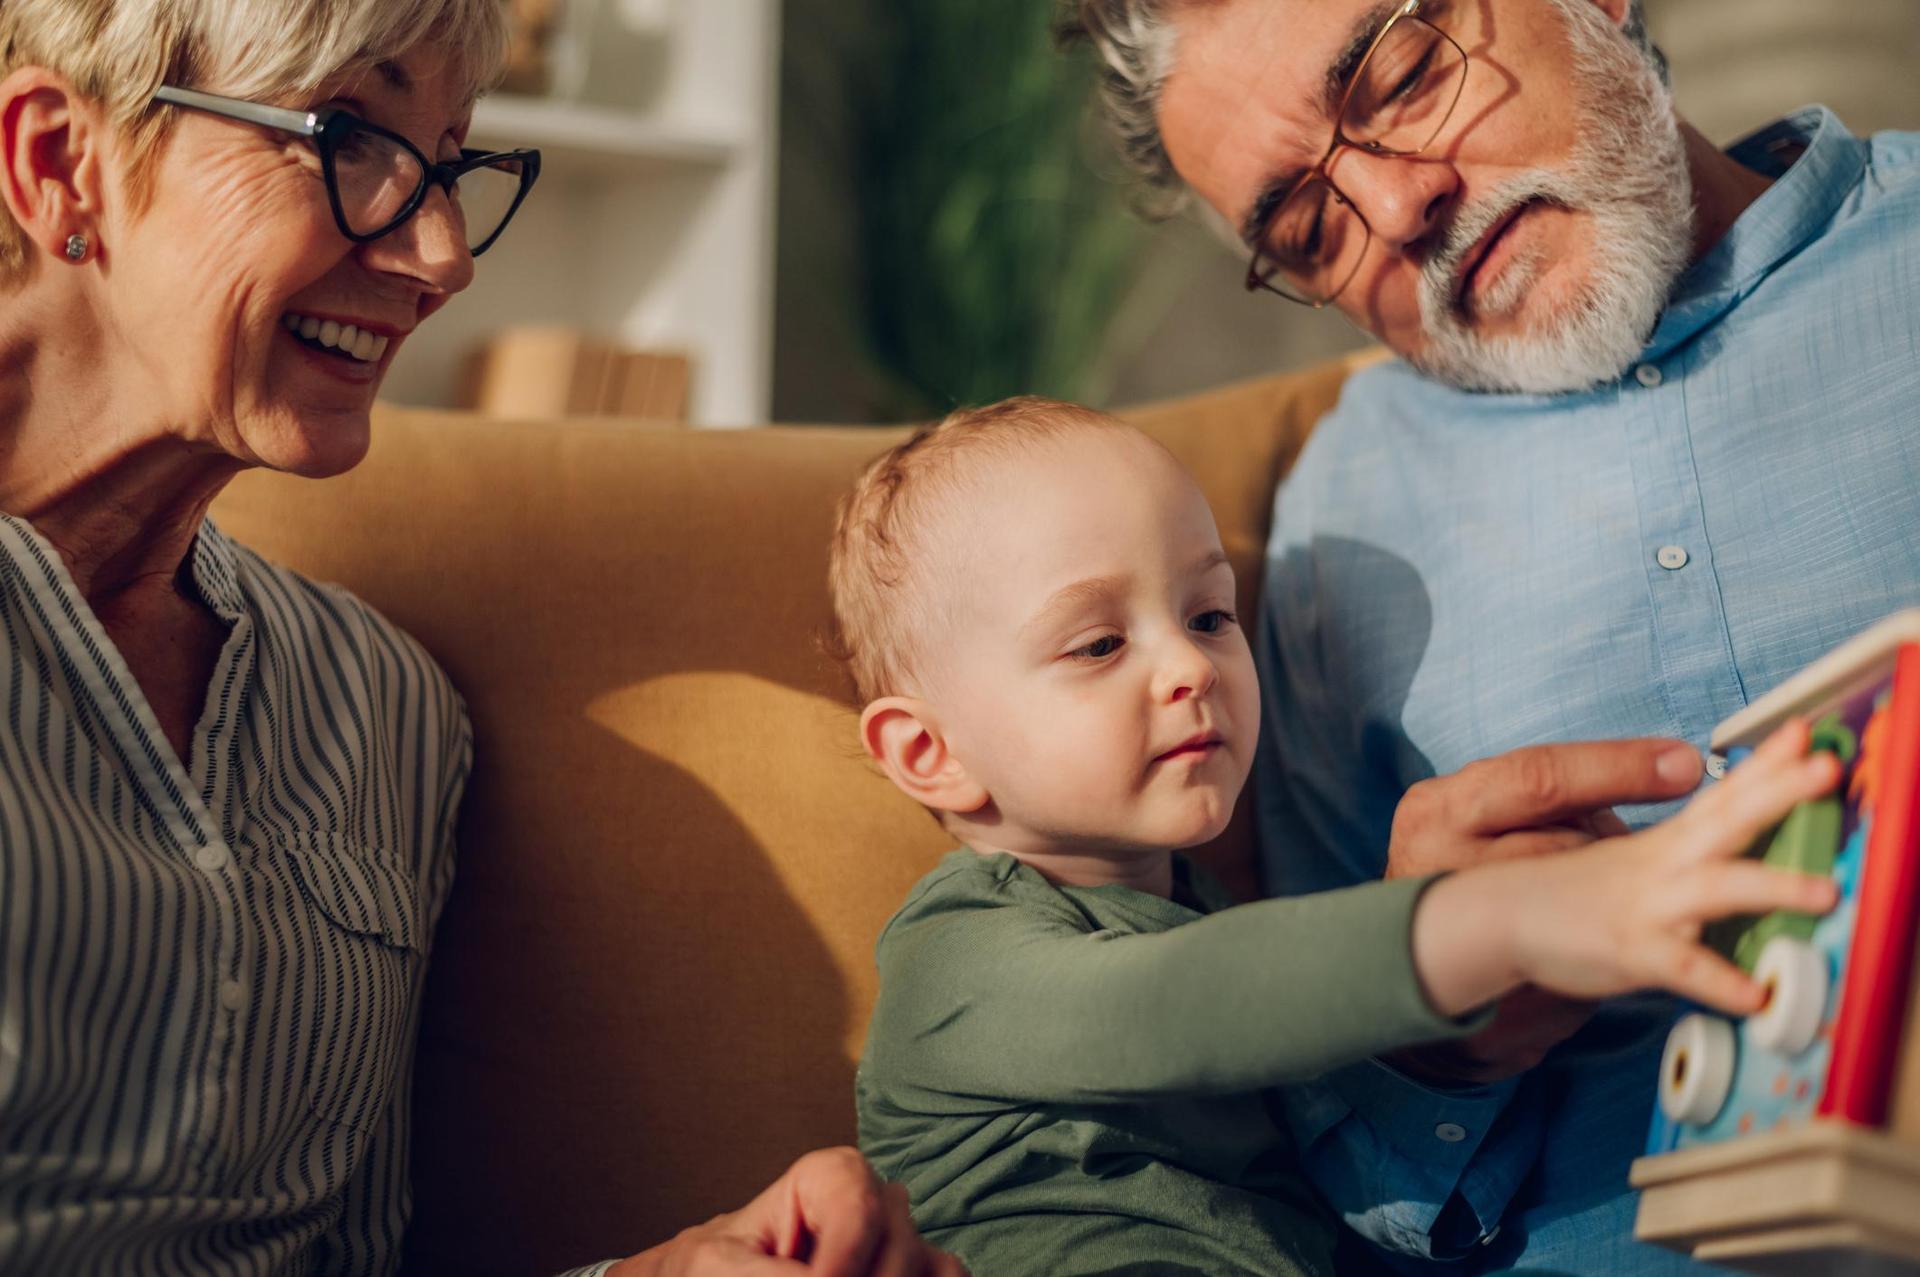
1632,611,1920,1272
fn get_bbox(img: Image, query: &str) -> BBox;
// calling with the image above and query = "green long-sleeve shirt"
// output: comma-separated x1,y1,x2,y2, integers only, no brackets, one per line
857,849,1482,1277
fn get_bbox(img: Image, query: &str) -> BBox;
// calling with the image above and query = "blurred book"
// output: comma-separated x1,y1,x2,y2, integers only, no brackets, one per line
461,327,692,423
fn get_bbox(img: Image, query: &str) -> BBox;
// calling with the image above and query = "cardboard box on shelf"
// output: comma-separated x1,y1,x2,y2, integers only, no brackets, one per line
461,326,692,424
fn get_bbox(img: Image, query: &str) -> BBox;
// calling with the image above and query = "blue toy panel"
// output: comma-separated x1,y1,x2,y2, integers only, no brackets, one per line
1644,673,1892,1157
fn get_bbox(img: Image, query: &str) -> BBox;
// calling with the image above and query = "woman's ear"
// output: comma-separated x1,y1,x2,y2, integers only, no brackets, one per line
0,67,106,264
860,697,989,815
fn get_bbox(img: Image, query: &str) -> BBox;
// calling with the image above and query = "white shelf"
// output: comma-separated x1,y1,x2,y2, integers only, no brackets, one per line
470,96,739,174
382,1,779,427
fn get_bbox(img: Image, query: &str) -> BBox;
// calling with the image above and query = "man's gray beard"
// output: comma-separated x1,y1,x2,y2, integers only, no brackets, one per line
1410,0,1695,394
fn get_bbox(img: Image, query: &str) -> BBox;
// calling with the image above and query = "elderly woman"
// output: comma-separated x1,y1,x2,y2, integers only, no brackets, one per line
0,2,959,1274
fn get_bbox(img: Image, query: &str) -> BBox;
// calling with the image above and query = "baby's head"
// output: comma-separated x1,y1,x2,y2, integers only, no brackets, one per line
828,396,1259,859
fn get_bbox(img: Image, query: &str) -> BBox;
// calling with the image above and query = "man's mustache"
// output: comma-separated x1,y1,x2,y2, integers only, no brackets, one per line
1420,177,1576,321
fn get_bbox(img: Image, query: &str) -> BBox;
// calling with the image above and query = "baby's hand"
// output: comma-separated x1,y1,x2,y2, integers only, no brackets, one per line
1414,720,1841,1018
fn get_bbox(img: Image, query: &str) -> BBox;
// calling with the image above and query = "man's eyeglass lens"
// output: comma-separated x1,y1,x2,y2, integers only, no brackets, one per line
331,127,529,253
1251,17,1466,305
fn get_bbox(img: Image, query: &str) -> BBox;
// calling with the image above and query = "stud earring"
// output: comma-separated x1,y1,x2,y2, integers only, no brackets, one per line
64,233,88,262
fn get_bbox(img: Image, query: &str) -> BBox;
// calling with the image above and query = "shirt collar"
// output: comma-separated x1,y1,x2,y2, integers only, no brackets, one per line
1644,105,1866,360
0,510,247,624
187,517,248,623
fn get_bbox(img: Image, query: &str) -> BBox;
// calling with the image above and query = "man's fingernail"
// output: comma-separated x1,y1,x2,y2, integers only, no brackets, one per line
1658,745,1702,785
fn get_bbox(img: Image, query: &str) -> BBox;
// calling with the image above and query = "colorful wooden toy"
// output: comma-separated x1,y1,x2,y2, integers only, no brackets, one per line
1632,610,1920,1272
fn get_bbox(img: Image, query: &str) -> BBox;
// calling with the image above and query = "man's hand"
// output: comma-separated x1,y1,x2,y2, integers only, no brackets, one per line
1386,738,1704,878
1383,738,1705,1086
611,1148,966,1277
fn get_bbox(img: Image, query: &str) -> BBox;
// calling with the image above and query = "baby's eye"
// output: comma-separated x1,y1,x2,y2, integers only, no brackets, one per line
1069,634,1126,662
1189,610,1238,634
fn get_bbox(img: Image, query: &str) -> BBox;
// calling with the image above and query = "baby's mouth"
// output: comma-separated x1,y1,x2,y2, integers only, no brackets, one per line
1152,733,1224,765
282,310,391,364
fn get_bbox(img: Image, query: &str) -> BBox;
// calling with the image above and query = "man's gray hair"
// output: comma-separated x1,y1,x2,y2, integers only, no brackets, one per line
1058,0,1668,218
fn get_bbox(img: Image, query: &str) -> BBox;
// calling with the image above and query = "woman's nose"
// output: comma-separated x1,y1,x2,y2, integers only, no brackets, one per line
361,184,476,297
1328,147,1459,253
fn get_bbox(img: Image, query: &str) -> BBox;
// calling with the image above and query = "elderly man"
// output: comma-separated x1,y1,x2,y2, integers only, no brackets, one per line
1067,0,1920,1272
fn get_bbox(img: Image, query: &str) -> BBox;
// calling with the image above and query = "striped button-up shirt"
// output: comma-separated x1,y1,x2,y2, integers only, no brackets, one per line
0,513,470,1274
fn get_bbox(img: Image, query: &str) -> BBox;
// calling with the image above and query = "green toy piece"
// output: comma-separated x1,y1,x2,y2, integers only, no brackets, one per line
1729,713,1856,974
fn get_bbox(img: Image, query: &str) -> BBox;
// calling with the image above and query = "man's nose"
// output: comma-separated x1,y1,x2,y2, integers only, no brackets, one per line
1329,147,1458,252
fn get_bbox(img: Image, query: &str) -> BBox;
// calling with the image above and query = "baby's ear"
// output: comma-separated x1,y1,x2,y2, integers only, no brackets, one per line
860,697,988,815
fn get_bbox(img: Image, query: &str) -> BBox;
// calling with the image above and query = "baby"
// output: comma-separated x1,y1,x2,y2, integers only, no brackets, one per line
830,397,1836,1277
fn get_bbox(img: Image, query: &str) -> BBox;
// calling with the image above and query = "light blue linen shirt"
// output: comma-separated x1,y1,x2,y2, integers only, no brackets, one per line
1256,107,1920,1270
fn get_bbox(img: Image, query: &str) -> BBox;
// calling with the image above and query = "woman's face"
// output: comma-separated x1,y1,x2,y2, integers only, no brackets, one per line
103,48,477,477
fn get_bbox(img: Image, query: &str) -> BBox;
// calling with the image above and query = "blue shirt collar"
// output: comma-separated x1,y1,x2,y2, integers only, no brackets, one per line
1645,106,1866,361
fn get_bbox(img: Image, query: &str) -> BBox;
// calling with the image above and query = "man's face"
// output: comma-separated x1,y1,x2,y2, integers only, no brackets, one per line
923,429,1260,857
1158,0,1695,393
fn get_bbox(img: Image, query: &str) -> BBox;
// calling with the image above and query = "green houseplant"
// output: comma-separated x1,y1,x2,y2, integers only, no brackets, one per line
797,0,1151,418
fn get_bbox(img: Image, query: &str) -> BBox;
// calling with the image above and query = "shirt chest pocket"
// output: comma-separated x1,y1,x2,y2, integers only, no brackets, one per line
285,843,424,1138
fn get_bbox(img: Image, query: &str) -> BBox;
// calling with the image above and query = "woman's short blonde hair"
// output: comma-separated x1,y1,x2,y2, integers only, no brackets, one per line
0,0,509,278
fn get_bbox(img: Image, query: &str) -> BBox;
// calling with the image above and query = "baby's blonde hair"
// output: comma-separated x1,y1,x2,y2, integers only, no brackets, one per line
0,0,509,281
827,395,1122,705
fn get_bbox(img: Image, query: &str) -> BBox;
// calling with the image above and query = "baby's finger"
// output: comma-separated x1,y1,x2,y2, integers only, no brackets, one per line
1686,719,1812,825
1683,758,1840,863
1641,935,1769,1016
1673,861,1838,927
1750,717,1814,764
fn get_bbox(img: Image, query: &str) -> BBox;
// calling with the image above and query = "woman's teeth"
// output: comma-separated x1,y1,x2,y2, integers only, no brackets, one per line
282,312,389,363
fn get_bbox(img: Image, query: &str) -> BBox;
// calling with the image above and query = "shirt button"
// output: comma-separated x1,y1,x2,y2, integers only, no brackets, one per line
1706,755,1730,781
1656,545,1690,571
1435,1122,1469,1143
194,845,230,872
1635,364,1663,387
219,980,246,1012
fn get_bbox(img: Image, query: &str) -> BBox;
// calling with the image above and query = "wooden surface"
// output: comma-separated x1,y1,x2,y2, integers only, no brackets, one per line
1632,1120,1920,1273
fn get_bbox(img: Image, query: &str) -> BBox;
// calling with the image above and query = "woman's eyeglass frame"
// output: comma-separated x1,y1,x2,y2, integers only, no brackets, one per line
1243,0,1470,308
150,85,541,257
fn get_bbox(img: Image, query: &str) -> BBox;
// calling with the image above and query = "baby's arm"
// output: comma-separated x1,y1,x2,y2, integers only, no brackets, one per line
868,874,1485,1108
1412,718,1840,1019
870,723,1834,1112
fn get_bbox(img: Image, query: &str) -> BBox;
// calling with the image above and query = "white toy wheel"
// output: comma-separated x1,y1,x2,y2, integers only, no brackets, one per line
1747,936,1828,1056
1659,1013,1736,1126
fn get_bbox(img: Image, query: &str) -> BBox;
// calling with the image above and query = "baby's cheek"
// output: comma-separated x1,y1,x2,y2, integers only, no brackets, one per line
1056,740,1141,805
1053,733,1148,815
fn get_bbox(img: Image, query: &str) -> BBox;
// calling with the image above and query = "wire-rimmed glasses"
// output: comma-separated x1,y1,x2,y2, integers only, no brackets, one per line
151,85,541,257
1244,0,1468,307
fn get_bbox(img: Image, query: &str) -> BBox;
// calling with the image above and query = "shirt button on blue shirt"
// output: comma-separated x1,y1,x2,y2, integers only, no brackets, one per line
1435,1122,1469,1143
1635,363,1664,387
1656,545,1690,570
1706,755,1730,781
